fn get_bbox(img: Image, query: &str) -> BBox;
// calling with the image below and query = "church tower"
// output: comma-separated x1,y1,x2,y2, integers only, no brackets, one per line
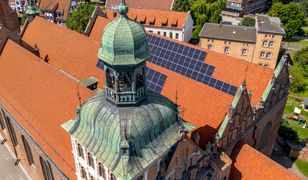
62,0,189,179
97,0,151,105
25,0,39,23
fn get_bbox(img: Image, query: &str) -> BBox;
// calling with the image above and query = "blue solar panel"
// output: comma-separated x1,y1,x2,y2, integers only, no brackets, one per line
146,68,167,94
146,34,238,96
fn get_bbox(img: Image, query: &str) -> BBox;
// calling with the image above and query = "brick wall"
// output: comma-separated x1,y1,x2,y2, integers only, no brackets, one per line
252,33,283,68
0,106,67,180
200,38,255,62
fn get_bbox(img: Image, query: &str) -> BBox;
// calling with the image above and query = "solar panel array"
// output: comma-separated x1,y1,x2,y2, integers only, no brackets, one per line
146,34,238,96
146,68,167,93
96,61,167,94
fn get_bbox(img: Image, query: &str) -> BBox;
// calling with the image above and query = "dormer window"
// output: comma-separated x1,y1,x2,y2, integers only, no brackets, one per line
149,16,155,25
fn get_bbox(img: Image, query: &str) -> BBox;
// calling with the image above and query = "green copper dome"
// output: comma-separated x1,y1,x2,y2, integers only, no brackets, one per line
62,91,194,179
25,0,39,15
98,2,151,66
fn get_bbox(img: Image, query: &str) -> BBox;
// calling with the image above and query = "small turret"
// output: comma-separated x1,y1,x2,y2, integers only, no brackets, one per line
25,0,39,23
98,0,151,105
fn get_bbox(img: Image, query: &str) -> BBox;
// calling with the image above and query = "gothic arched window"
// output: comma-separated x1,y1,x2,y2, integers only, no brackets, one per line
39,157,54,180
22,135,35,166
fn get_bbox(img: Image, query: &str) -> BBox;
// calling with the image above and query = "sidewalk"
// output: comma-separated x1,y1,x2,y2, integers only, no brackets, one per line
0,139,29,180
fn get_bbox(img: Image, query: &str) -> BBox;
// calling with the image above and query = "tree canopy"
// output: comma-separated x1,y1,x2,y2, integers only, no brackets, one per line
268,2,305,39
289,47,308,93
173,0,190,12
66,3,95,33
240,16,255,27
189,0,226,38
293,47,308,77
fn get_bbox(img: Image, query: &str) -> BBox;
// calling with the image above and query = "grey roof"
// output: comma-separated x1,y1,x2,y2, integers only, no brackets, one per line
256,15,285,35
304,98,308,106
199,23,257,43
62,91,194,179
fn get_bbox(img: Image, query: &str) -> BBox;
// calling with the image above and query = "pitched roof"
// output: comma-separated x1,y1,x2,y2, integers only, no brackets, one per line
105,0,174,11
256,15,285,35
21,17,104,88
103,8,190,29
88,16,110,42
38,0,72,21
22,17,274,145
199,23,257,43
230,143,300,180
0,39,94,178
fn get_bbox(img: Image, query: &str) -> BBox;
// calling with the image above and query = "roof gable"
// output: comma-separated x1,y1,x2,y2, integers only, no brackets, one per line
230,143,300,180
103,9,189,29
105,0,174,11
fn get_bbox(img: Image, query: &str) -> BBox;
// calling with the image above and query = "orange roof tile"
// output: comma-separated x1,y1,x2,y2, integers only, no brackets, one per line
22,17,274,148
22,17,104,89
39,0,72,20
0,39,94,179
230,143,300,180
88,16,110,42
103,8,189,29
105,0,174,11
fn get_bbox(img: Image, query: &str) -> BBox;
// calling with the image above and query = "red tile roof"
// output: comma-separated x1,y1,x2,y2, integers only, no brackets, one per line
105,0,174,11
39,0,72,20
103,8,189,29
22,17,104,88
230,143,300,180
88,16,110,42
22,17,274,143
0,39,94,179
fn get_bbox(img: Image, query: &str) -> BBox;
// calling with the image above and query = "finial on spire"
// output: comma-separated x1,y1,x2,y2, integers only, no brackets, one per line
118,0,128,16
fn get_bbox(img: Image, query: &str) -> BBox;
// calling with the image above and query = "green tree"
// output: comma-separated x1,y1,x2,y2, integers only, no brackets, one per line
173,0,190,12
189,0,226,38
240,16,255,27
293,47,308,77
272,0,294,4
289,62,306,93
299,0,308,17
268,2,305,39
66,3,95,33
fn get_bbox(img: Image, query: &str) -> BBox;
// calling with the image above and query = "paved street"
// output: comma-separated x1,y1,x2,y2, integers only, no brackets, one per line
0,139,29,180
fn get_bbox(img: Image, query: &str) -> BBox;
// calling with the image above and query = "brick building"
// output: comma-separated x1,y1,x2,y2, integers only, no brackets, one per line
105,0,174,11
199,15,285,69
86,7,194,42
0,1,300,179
221,0,269,25
38,0,77,25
